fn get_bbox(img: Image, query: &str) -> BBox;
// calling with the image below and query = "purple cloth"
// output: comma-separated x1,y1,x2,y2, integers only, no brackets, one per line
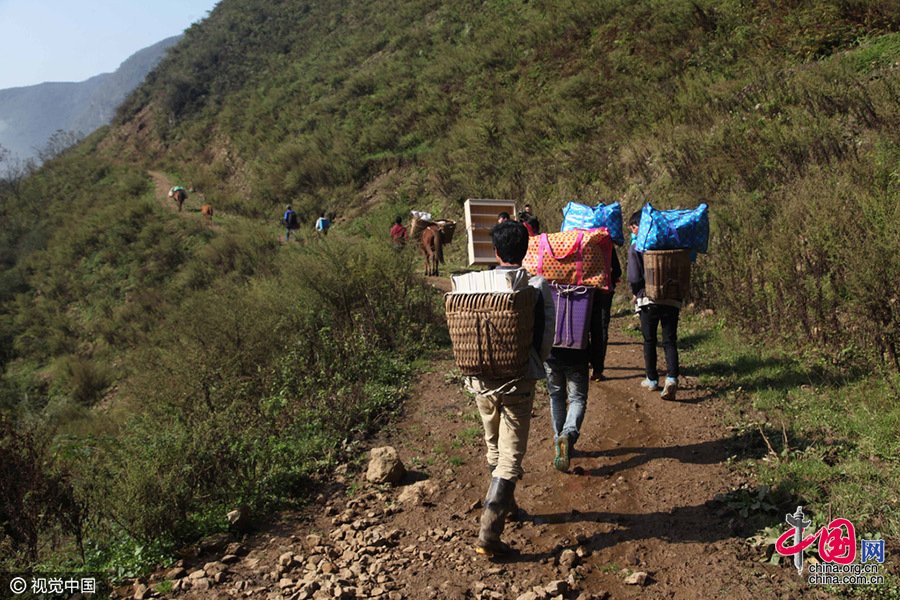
550,284,595,349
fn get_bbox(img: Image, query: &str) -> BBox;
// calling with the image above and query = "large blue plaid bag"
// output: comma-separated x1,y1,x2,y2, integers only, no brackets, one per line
561,201,624,246
635,203,709,255
561,202,596,230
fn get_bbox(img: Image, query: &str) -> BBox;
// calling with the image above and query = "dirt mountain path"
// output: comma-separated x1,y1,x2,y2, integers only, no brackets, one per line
148,170,218,226
152,305,832,600
343,318,826,599
149,170,182,212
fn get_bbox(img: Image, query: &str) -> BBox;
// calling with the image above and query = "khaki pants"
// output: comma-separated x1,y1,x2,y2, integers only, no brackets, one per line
467,378,536,481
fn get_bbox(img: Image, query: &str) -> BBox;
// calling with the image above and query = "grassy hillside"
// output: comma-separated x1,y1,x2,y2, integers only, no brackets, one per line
108,0,899,368
0,142,439,573
0,0,898,579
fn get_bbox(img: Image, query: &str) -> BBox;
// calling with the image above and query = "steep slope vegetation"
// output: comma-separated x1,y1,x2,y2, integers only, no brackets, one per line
108,0,899,367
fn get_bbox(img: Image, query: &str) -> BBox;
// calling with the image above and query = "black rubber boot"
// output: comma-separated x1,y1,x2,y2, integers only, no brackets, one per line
486,466,521,520
476,477,516,556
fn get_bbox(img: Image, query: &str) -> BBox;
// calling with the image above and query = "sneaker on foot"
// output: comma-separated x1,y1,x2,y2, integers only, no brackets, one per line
660,377,678,401
591,371,607,381
640,378,659,391
554,434,570,472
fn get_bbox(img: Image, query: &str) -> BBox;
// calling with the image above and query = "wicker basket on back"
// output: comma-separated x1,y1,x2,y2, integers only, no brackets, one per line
445,287,536,378
435,220,456,245
644,249,691,302
410,216,431,240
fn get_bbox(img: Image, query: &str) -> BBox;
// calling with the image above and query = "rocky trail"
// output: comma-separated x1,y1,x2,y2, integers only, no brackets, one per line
122,308,834,600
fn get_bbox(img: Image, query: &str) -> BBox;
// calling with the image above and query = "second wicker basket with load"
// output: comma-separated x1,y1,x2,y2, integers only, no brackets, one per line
644,249,692,302
435,219,456,245
445,287,536,379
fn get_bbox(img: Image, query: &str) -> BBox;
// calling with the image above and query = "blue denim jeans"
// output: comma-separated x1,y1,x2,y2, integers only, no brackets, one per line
544,362,589,448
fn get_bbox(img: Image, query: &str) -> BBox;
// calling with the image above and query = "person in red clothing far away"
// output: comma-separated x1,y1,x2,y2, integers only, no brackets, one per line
390,215,408,248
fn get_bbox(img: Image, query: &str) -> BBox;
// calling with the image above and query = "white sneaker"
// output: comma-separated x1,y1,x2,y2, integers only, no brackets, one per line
661,378,678,401
640,378,659,391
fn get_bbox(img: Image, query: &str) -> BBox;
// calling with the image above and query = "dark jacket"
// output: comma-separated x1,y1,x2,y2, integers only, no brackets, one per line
603,249,622,294
627,242,645,301
627,240,682,309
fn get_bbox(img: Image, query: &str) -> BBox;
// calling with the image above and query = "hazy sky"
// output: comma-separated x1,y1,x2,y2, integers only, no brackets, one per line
0,0,220,90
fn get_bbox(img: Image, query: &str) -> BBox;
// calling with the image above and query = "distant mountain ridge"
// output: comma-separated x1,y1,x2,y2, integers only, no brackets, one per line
0,35,181,162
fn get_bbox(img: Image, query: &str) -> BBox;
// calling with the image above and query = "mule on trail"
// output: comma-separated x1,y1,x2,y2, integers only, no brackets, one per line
200,204,214,222
420,224,444,276
172,188,187,212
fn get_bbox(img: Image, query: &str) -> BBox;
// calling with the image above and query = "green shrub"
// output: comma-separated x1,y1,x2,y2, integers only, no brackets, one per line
57,356,112,407
0,417,84,568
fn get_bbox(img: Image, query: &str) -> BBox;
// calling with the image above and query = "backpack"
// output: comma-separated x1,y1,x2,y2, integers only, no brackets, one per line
285,211,299,230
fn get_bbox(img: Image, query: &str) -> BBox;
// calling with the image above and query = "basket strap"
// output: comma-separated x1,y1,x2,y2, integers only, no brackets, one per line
475,314,484,373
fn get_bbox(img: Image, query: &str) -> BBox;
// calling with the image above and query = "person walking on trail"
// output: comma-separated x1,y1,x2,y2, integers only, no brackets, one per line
283,205,299,241
589,249,622,381
390,215,408,247
545,344,589,472
315,212,331,235
465,221,554,557
627,210,681,401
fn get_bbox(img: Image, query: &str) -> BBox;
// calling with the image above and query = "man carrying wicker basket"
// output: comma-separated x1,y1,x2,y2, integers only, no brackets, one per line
627,210,683,401
445,221,555,557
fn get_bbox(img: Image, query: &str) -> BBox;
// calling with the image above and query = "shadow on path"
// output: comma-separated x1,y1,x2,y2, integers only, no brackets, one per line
576,434,767,479
499,500,737,564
